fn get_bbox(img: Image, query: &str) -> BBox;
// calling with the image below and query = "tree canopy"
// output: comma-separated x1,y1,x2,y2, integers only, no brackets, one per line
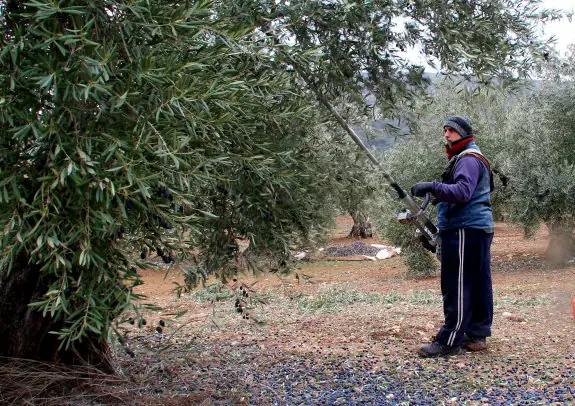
0,0,337,359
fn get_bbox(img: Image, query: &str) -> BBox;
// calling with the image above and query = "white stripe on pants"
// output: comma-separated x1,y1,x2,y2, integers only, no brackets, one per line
447,229,465,346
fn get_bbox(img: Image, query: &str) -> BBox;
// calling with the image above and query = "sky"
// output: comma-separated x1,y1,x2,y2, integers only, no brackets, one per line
541,0,575,57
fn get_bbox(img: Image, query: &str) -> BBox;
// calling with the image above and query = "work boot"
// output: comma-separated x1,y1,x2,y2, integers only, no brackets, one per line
462,335,487,351
417,341,460,358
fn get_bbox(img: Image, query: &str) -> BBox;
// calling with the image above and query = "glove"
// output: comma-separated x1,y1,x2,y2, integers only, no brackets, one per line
411,181,434,197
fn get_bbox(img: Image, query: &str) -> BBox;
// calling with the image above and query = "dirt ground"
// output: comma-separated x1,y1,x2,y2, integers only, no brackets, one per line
117,218,574,404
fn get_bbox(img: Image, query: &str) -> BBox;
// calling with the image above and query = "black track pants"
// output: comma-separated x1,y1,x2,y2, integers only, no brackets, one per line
436,228,494,347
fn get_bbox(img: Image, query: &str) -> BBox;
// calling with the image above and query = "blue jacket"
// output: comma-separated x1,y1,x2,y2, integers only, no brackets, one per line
431,142,494,231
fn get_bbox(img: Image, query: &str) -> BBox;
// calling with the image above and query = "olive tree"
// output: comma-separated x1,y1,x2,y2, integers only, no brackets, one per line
496,80,575,262
0,1,336,367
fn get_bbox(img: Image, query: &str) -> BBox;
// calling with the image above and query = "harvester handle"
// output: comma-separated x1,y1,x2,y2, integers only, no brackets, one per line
409,192,432,218
420,192,432,211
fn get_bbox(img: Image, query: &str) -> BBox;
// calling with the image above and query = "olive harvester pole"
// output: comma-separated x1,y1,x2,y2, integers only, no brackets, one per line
287,55,438,251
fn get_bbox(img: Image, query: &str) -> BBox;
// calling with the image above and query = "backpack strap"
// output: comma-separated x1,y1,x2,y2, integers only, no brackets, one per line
458,150,495,192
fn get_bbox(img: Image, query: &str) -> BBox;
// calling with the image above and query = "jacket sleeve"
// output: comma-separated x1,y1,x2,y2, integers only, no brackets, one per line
431,156,483,203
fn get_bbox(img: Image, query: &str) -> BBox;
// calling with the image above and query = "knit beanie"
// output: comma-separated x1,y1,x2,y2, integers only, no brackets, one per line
443,116,472,139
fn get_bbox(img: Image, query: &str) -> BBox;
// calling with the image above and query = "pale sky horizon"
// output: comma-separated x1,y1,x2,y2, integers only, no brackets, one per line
541,0,575,56
404,0,575,69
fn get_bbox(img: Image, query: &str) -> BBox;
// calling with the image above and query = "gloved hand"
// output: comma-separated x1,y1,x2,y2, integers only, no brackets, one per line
411,181,434,197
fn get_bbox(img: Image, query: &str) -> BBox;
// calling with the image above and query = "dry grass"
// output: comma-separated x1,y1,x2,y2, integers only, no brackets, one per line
0,354,224,405
0,355,208,406
0,356,127,405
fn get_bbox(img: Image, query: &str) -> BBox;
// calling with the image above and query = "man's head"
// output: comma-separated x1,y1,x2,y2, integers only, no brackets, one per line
443,116,472,143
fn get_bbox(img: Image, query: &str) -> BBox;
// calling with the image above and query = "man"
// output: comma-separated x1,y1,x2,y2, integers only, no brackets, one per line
411,116,494,357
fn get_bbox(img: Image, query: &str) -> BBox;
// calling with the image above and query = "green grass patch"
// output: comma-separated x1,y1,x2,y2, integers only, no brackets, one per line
292,285,442,313
187,282,235,303
494,294,549,308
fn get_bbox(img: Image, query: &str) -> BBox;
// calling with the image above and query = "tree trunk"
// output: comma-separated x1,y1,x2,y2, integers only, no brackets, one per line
0,255,113,373
544,221,575,264
349,210,373,238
